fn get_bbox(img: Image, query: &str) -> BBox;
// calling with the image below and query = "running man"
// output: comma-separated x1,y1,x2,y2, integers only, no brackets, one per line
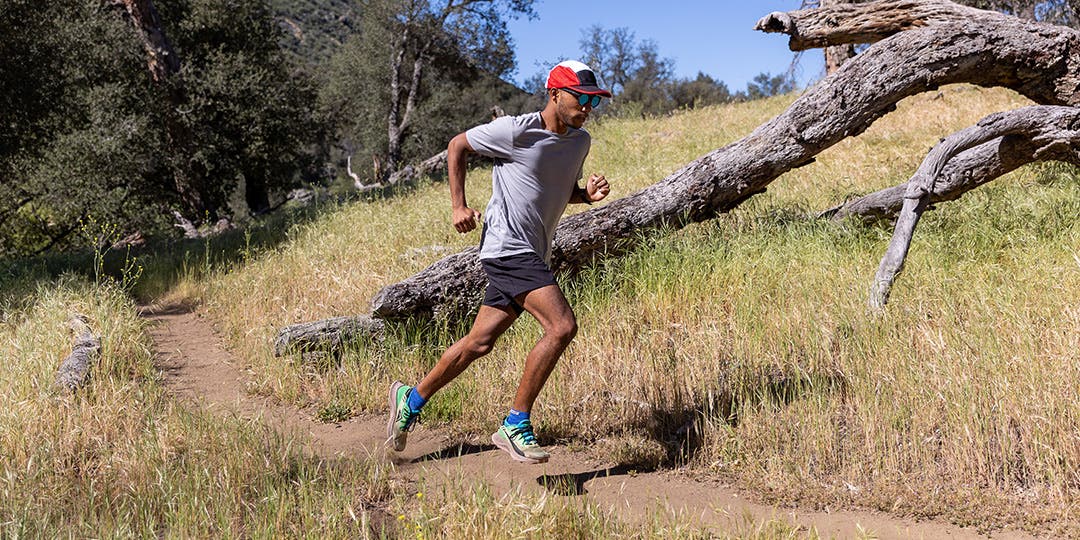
387,60,613,463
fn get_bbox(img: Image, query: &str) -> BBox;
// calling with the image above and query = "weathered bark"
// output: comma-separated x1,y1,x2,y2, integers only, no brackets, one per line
274,315,385,356
55,315,101,392
385,23,417,178
113,0,180,82
821,0,859,73
754,0,991,51
373,2,1080,320
868,105,1080,309
277,0,1080,350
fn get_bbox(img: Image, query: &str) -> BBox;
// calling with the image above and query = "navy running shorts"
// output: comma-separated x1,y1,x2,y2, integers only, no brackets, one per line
480,252,557,315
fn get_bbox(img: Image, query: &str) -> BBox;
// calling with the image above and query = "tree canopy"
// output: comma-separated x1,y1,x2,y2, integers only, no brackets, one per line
0,0,323,254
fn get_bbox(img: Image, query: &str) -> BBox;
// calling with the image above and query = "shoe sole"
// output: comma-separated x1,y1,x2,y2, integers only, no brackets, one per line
491,431,548,464
386,381,406,451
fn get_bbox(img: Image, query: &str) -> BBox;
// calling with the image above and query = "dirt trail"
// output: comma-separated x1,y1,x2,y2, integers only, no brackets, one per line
144,305,1036,539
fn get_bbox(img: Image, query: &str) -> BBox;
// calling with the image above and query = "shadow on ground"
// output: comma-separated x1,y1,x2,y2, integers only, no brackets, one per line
411,442,498,463
536,464,646,496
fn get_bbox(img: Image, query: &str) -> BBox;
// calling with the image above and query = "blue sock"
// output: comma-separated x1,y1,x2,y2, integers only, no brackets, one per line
506,408,529,426
407,387,427,412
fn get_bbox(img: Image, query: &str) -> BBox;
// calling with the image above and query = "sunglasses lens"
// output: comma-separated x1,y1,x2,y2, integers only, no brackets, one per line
576,93,601,107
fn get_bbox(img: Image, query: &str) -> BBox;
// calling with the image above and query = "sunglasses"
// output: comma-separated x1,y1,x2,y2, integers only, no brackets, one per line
563,89,603,108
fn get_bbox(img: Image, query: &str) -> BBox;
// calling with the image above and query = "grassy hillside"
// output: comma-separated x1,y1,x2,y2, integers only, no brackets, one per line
181,84,1080,533
7,83,1076,536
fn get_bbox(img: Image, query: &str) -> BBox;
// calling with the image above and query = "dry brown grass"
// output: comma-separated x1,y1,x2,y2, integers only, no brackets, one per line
0,276,392,536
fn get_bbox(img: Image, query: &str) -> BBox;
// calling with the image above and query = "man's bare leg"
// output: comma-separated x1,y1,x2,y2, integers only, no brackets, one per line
416,304,518,400
388,304,517,451
489,284,576,463
511,284,578,412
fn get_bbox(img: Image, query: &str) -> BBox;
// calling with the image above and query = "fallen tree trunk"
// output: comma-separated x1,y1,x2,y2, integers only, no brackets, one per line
868,105,1080,309
55,314,101,392
754,0,989,51
277,0,1080,352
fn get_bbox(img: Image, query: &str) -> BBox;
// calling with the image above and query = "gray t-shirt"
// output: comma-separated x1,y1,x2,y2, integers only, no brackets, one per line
466,111,590,264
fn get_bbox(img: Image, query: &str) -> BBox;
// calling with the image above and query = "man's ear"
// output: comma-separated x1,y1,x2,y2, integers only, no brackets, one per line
548,88,559,103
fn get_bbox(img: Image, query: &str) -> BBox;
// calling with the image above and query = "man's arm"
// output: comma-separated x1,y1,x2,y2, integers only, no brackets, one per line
569,173,610,205
447,132,482,233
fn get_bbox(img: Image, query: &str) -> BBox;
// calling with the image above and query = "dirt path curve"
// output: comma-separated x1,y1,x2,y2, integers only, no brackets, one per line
143,304,1036,539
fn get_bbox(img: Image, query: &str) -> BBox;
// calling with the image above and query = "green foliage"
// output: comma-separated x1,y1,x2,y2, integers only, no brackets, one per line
78,216,144,292
269,0,360,67
161,0,327,214
744,71,796,101
671,72,734,110
0,0,168,255
0,0,327,256
316,401,353,422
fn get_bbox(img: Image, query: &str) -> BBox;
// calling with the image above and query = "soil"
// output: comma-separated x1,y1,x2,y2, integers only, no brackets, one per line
143,303,1037,539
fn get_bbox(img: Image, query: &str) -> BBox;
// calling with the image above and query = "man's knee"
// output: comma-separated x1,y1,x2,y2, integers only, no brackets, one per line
549,315,578,345
465,332,498,357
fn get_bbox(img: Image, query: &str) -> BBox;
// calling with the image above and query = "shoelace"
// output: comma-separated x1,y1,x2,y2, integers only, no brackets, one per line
400,406,421,432
508,419,537,446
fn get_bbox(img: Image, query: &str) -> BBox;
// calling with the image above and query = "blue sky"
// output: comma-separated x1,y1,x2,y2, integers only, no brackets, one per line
506,1,822,92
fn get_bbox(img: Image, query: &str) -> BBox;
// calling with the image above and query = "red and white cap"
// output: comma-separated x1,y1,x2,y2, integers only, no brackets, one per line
545,60,612,97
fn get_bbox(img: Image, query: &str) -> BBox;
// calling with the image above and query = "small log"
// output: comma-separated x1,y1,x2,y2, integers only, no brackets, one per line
55,314,101,392
274,315,386,357
384,149,450,187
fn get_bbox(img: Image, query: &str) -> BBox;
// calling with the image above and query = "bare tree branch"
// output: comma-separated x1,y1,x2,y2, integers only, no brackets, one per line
869,105,1080,309
754,0,992,50
825,128,1080,223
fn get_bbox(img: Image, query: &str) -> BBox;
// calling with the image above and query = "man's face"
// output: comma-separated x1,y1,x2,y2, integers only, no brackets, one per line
555,89,595,129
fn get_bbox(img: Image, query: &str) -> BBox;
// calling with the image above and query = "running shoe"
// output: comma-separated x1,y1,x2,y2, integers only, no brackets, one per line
492,418,549,464
386,381,420,451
